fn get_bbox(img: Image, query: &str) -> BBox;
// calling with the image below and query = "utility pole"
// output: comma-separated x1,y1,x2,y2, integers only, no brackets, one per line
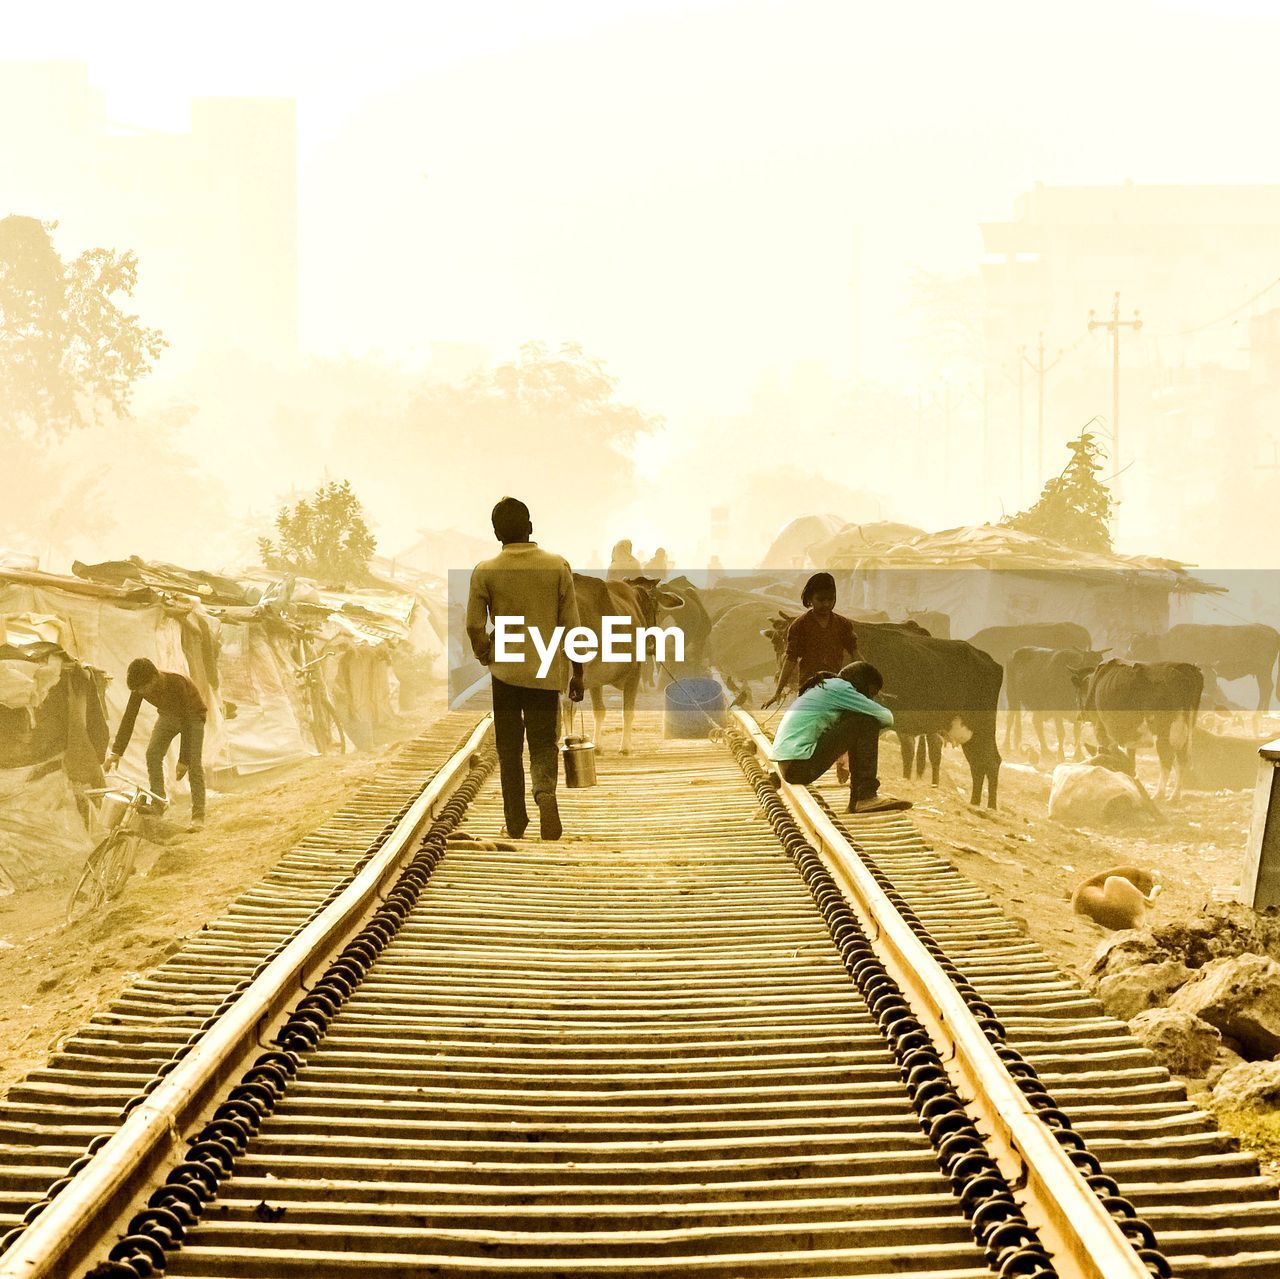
1088,292,1142,482
1022,332,1064,485
1015,348,1026,499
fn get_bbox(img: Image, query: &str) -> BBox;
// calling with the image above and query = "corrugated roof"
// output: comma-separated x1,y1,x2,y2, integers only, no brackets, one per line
823,524,1222,593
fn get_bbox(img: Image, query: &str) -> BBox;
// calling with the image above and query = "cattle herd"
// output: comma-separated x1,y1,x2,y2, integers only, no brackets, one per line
566,573,1280,813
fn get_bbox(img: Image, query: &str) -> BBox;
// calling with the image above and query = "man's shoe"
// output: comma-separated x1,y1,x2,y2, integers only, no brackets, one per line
503,818,529,840
536,793,563,841
187,816,205,833
848,795,913,815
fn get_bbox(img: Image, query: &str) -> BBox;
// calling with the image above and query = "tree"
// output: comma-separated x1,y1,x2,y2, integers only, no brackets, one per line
259,480,377,585
0,215,166,435
349,342,658,552
1004,429,1115,553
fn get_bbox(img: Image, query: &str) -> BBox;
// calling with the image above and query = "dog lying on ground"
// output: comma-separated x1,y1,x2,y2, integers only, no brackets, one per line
1071,865,1162,931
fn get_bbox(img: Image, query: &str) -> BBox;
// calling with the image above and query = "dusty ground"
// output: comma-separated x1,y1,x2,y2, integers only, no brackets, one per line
814,713,1268,981
0,698,443,1100
812,713,1280,1179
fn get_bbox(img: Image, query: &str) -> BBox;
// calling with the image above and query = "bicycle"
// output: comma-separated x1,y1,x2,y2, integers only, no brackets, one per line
65,776,166,925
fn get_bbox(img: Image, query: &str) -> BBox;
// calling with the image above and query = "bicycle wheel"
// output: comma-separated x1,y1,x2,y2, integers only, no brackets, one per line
66,838,114,925
101,829,140,899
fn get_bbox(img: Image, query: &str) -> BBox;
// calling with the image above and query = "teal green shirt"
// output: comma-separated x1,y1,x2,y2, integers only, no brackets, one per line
771,678,894,762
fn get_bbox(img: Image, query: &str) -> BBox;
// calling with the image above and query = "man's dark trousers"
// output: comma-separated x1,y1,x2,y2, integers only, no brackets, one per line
491,676,559,833
778,711,880,800
146,714,206,819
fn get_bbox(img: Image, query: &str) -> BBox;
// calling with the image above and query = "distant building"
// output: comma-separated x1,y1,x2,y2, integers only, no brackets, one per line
0,61,297,369
981,181,1280,372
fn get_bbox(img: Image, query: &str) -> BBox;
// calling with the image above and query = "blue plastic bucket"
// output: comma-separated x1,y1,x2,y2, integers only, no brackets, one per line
664,677,726,739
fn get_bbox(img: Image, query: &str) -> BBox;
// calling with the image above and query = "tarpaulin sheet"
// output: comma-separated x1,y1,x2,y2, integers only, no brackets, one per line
217,622,315,774
0,764,92,891
0,585,224,794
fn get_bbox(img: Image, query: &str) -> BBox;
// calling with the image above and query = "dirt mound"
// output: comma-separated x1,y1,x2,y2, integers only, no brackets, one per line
1089,901,1280,982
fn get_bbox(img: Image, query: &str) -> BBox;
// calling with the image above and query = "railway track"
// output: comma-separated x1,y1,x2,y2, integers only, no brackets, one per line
0,706,1277,1277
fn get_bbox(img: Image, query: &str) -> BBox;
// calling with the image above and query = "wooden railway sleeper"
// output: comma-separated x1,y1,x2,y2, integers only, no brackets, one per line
722,728,1058,1278
83,749,496,1278
804,785,1174,1278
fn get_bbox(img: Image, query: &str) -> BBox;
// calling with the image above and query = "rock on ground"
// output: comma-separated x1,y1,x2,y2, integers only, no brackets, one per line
1169,953,1280,1059
1128,1008,1222,1076
1207,1045,1247,1089
1087,901,1280,986
1097,960,1193,1021
1087,930,1169,981
1152,902,1280,971
1213,1059,1280,1111
1048,763,1159,827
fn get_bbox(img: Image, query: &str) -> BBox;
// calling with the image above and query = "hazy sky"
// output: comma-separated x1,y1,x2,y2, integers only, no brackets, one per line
10,0,1280,421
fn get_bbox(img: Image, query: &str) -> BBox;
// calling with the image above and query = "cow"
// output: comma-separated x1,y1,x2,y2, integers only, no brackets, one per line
897,730,943,788
1073,659,1204,801
876,619,944,785
967,622,1093,668
1005,646,1107,761
905,609,951,640
759,613,944,781
665,579,800,627
849,622,1004,808
706,600,787,702
1129,623,1280,730
642,579,713,683
568,574,677,754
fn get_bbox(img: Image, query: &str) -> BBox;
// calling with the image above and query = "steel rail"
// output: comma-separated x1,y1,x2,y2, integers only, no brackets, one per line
0,714,494,1279
729,707,1152,1279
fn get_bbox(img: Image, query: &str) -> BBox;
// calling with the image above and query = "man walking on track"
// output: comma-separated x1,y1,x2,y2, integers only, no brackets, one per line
105,658,208,831
467,497,585,841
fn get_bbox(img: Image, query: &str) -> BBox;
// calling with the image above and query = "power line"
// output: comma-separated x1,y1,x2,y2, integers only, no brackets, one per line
1158,274,1280,338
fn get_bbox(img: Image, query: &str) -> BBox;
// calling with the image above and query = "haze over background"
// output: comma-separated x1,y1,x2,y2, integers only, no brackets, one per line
5,0,1280,570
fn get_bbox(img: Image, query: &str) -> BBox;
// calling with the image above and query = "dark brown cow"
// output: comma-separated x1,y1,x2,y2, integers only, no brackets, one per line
1074,659,1204,801
850,622,1004,808
1129,624,1280,729
761,614,944,781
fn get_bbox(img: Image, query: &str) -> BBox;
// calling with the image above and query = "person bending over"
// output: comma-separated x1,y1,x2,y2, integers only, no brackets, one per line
763,571,858,709
771,661,911,814
105,658,207,830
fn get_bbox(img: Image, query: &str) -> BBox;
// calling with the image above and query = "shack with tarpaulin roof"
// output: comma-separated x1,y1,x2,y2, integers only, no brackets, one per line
810,524,1222,645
